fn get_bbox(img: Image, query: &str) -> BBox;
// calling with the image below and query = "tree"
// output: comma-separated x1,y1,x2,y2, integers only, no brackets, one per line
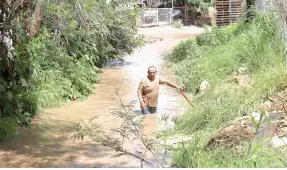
0,0,14,83
175,0,212,11
0,0,142,141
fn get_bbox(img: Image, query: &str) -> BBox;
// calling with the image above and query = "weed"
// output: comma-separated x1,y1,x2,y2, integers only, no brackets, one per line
169,11,287,168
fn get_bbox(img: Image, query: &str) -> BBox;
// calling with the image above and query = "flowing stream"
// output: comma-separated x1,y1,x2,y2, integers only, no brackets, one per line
0,26,203,168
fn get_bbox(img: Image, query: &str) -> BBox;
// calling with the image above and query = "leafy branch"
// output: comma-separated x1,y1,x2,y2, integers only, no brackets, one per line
73,89,165,168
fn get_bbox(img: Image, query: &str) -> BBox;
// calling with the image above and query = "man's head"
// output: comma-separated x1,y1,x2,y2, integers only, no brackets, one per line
147,66,157,80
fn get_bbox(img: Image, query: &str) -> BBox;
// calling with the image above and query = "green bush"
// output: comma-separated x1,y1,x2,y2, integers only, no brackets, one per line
0,0,141,135
0,117,18,142
168,39,201,63
196,23,242,47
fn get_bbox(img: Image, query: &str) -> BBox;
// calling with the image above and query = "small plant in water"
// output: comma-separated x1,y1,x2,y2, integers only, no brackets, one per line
72,89,165,168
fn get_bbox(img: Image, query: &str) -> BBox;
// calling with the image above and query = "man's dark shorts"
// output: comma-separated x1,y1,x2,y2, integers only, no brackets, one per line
142,105,157,114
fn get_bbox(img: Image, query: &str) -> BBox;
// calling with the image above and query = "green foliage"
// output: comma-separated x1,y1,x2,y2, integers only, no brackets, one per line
185,0,212,11
173,0,212,11
0,0,141,138
172,140,286,168
170,12,284,92
168,39,201,63
176,85,257,133
73,91,165,168
253,65,287,94
171,22,183,29
232,13,285,72
168,11,287,167
196,24,242,47
173,44,238,92
0,117,18,142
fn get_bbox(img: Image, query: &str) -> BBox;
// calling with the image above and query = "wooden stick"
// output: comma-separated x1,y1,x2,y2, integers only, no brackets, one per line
180,91,194,108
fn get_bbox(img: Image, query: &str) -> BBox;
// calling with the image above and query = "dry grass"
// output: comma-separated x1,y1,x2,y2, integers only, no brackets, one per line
207,116,254,149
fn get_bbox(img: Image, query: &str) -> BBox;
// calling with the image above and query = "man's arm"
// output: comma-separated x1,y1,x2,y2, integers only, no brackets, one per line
159,77,183,92
137,84,144,104
137,81,145,109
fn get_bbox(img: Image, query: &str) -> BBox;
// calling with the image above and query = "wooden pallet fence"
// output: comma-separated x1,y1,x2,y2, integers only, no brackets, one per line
215,0,246,26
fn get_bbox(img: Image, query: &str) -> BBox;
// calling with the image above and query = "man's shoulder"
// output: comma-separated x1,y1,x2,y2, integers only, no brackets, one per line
158,76,165,81
139,77,147,85
141,76,150,82
140,76,162,83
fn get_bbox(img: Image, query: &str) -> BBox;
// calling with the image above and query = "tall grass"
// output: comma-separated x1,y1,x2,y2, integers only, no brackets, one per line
172,140,286,168
0,118,18,142
168,11,287,167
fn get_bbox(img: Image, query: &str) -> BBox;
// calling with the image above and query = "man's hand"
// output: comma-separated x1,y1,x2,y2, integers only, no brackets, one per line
177,86,184,93
140,101,146,110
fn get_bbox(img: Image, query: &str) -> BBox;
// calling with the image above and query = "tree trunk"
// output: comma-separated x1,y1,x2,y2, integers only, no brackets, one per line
29,0,44,37
0,0,14,81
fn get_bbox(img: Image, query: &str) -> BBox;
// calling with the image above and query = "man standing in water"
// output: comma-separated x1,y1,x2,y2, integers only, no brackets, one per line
137,66,183,114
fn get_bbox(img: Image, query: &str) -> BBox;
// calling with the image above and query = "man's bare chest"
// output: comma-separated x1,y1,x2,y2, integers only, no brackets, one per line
143,81,159,94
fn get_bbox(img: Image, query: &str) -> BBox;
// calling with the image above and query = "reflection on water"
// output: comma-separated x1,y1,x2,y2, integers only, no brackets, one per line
0,34,195,168
104,59,133,67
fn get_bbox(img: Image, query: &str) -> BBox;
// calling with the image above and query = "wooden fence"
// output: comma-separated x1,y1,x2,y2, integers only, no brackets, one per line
215,0,246,26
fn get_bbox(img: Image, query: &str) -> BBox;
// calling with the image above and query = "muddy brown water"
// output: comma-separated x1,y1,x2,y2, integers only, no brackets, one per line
0,31,200,168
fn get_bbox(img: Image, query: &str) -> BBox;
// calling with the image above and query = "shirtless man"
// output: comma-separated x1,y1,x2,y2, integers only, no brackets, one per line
137,66,183,114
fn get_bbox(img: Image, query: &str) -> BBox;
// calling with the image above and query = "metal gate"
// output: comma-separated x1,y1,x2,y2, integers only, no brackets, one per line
139,8,172,27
